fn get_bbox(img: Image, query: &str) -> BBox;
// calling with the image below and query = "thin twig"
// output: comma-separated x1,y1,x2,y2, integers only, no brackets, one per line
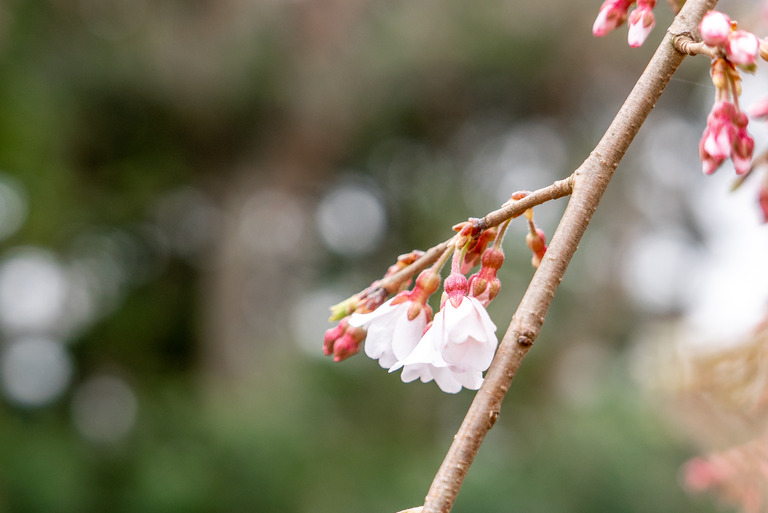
673,34,718,58
418,0,719,512
378,175,575,295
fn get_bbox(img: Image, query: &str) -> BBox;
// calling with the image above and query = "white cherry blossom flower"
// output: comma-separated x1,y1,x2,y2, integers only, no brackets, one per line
391,295,497,394
348,297,429,369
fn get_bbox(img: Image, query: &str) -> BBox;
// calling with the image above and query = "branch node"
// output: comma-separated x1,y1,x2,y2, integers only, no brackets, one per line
517,335,533,347
488,409,500,429
672,33,717,58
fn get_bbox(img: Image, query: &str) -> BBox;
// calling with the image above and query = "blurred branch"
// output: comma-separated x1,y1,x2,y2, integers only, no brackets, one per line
418,0,719,511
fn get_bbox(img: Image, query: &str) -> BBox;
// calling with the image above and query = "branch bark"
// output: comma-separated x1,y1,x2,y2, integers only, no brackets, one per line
418,1,719,511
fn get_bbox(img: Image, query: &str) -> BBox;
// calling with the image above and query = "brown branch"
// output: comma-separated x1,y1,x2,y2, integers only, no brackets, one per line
378,175,575,295
418,0,719,512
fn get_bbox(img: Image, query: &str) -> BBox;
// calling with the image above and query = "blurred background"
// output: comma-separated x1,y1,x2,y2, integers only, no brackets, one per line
1,0,767,512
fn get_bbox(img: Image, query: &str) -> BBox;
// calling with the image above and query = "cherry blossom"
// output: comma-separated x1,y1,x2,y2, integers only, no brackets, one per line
347,269,440,368
698,100,754,175
391,273,497,394
592,0,634,37
726,30,760,66
627,0,656,48
699,10,732,47
348,297,429,368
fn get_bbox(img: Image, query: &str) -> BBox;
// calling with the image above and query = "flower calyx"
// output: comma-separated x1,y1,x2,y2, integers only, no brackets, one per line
457,225,498,274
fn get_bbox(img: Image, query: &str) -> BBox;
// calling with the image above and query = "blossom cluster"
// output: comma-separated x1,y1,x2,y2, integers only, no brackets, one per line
696,11,768,222
592,0,657,48
324,208,548,394
593,4,768,222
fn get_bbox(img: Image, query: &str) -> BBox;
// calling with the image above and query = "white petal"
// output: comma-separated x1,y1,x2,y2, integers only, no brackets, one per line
431,367,463,394
468,297,497,332
399,363,434,384
390,309,428,361
354,300,414,368
444,300,493,345
394,323,447,369
451,366,484,390
440,299,498,371
364,317,397,364
347,298,398,328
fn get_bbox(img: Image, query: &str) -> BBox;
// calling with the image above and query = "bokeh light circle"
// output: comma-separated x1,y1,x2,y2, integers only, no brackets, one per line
1,336,73,407
316,181,387,256
71,375,138,444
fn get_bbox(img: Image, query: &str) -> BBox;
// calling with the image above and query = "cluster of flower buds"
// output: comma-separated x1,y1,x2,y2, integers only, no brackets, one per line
700,98,752,176
323,318,366,362
345,226,502,393
592,0,657,48
700,11,762,68
325,251,424,361
696,10,768,222
325,196,552,392
324,218,519,392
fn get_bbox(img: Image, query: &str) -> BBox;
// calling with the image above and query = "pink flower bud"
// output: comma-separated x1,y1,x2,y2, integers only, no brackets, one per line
699,101,737,173
682,458,722,492
731,124,754,176
699,138,726,175
332,332,363,361
726,30,760,66
323,318,367,362
323,320,347,355
443,272,468,308
627,2,655,47
526,228,548,269
699,11,732,47
593,0,634,37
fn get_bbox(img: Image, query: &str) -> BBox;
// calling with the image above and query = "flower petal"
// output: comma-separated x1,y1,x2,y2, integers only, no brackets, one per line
390,309,429,361
431,367,463,394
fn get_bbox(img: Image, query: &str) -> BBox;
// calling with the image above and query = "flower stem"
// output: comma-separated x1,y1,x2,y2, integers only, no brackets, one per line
492,219,511,249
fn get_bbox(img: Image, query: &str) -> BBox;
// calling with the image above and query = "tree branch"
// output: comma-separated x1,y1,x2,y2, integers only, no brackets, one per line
417,1,719,512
